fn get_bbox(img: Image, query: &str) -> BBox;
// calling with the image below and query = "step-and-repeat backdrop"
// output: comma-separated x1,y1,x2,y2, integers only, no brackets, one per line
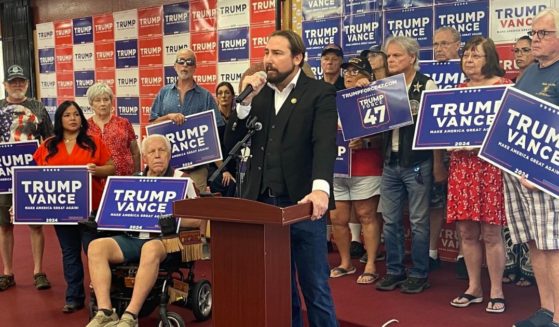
292,0,555,82
36,0,276,140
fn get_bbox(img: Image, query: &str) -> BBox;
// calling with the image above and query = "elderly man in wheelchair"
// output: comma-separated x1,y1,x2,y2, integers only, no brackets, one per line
86,134,206,327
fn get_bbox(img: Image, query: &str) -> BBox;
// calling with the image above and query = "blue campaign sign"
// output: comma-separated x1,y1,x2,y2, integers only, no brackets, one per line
336,74,412,140
116,97,140,124
146,110,222,169
74,70,95,97
217,27,249,62
302,17,342,58
479,87,559,198
434,0,488,41
302,0,342,20
38,48,55,73
12,166,91,224
419,60,466,89
0,141,38,194
115,39,139,68
344,0,380,14
413,85,508,150
383,0,434,9
419,50,434,61
163,2,189,35
341,12,382,56
73,17,94,44
96,176,196,233
384,6,434,48
335,130,351,177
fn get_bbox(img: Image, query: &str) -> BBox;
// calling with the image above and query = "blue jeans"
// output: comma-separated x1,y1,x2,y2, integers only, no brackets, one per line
54,225,95,305
380,159,432,278
260,195,338,327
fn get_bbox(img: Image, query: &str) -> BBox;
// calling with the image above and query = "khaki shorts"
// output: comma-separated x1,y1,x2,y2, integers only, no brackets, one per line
334,176,381,201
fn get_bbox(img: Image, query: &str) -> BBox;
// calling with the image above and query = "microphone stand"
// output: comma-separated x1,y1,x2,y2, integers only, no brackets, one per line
208,125,258,198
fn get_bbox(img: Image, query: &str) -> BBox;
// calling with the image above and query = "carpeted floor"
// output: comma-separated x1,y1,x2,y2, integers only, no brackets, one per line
2,226,539,326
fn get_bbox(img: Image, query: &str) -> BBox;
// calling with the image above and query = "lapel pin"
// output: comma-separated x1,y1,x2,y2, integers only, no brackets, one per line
291,98,297,104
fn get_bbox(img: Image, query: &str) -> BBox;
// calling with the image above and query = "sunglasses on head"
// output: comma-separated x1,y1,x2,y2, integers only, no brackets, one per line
175,58,196,66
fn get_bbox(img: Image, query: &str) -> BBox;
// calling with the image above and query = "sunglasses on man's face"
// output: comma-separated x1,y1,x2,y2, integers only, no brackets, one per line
175,58,196,66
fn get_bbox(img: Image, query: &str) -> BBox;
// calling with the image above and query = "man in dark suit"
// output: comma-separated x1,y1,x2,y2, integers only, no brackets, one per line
224,30,338,327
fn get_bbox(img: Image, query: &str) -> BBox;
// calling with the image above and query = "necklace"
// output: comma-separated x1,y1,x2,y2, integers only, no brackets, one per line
64,138,76,143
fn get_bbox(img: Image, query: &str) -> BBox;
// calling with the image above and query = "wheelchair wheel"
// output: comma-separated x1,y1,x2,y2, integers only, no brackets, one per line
157,311,185,327
188,280,212,321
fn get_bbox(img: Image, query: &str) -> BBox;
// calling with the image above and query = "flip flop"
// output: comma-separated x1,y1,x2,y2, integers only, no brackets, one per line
486,298,506,313
450,293,483,308
357,272,380,285
330,266,356,278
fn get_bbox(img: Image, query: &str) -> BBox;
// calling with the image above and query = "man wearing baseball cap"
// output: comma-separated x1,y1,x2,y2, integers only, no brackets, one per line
0,64,53,292
320,44,345,90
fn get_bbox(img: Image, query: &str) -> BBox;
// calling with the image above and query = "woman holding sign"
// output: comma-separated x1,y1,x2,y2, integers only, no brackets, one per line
34,101,115,313
329,56,383,285
86,82,140,176
447,36,512,313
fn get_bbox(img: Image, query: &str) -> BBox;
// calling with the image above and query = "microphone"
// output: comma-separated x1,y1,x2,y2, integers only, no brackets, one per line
236,71,267,104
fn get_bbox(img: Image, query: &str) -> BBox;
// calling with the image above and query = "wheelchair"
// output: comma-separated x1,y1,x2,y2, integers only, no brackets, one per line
87,229,212,327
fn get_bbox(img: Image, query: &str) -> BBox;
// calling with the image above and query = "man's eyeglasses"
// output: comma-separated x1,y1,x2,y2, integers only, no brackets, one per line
175,58,196,66
343,69,362,76
432,41,457,48
513,47,531,55
527,30,557,39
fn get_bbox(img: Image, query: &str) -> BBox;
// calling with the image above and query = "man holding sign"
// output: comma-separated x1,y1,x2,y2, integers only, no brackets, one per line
503,9,559,327
150,48,224,193
87,135,200,327
0,65,53,292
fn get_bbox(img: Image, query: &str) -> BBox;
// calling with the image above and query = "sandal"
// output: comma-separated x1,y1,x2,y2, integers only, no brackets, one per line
357,272,379,285
450,293,483,308
486,298,506,313
329,266,356,278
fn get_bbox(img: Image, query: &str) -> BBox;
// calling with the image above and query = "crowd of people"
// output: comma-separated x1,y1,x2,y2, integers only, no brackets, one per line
0,7,558,327
314,8,559,327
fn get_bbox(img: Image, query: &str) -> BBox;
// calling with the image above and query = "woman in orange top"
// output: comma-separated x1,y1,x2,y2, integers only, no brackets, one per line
34,100,114,313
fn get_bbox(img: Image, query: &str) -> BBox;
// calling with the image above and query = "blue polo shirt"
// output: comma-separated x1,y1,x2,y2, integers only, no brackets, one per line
150,83,224,126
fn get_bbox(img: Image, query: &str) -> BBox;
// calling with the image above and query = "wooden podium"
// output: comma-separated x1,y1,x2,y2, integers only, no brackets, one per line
173,197,312,327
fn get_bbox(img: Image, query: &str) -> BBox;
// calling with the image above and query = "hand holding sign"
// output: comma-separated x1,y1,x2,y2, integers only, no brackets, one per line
167,113,186,125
